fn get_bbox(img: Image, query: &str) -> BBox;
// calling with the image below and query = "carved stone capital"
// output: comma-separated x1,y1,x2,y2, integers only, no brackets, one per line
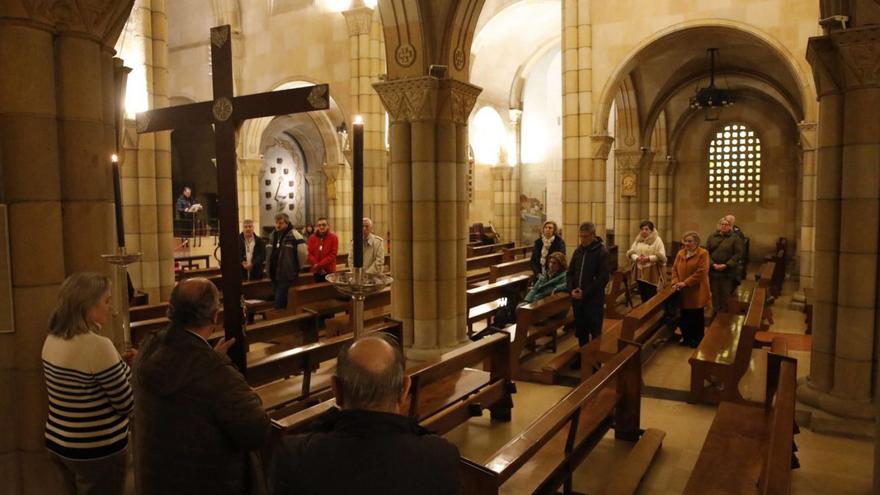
438,79,482,124
22,0,135,46
374,76,440,123
808,25,880,94
798,121,818,151
615,150,642,170
342,6,374,37
238,158,262,176
591,133,615,160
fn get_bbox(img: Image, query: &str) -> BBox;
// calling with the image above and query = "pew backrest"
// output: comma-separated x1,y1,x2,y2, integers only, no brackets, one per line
489,258,532,283
501,245,532,262
467,252,505,271
466,274,530,309
130,303,168,322
467,241,515,258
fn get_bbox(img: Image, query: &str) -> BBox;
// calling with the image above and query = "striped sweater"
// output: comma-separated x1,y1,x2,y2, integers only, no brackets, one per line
42,331,133,460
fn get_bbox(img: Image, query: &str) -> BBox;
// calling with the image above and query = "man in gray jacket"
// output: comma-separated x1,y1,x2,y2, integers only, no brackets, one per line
133,278,272,495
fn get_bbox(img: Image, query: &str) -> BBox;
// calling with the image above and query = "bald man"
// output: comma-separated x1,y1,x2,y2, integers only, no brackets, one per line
272,334,462,494
133,278,271,495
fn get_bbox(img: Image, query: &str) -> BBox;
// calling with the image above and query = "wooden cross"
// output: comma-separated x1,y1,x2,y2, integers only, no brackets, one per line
136,25,330,372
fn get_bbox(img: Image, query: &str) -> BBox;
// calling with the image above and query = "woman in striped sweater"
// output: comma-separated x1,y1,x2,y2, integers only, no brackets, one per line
42,272,135,495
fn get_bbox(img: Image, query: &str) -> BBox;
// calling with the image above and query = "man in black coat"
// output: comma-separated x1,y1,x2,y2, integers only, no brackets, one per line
239,219,266,281
567,222,610,349
271,334,463,495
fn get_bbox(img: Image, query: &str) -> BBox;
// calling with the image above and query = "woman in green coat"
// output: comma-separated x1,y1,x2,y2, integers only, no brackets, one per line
523,252,569,304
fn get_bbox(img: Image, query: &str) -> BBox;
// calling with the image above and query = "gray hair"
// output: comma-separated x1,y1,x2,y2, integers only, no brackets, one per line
579,222,596,234
336,333,405,410
274,212,290,223
167,279,220,329
362,217,373,227
48,272,111,339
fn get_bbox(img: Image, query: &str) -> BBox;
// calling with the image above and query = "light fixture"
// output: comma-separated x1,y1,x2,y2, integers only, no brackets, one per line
689,48,734,121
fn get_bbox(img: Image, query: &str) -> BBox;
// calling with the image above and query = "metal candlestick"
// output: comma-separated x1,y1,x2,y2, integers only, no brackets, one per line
325,268,392,337
101,246,143,349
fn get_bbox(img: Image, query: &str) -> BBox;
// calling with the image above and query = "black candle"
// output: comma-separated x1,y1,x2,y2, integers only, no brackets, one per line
352,116,364,268
111,155,125,248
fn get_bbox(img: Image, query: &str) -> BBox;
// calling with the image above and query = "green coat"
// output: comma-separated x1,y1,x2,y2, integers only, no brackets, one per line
524,270,568,304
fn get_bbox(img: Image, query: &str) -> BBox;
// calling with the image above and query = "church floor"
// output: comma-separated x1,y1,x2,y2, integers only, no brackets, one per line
449,279,874,494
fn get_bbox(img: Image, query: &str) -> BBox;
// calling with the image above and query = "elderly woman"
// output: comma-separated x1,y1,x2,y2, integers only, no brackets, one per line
706,217,744,314
530,220,566,275
671,232,711,347
42,273,135,495
523,251,568,304
626,220,667,303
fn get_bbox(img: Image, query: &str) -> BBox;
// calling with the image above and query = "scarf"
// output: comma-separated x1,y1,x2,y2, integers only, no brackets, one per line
540,235,555,271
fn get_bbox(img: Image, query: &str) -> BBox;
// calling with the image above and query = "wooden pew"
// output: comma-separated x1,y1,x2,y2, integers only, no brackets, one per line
467,252,505,286
286,282,346,315
727,260,774,315
762,237,787,297
461,342,664,495
467,241,515,258
466,274,531,334
506,292,572,382
604,271,632,319
501,245,532,262
319,288,393,337
488,258,532,284
689,287,767,404
130,303,168,322
272,332,515,440
175,253,210,269
249,318,403,415
580,286,678,380
683,351,797,494
176,266,222,281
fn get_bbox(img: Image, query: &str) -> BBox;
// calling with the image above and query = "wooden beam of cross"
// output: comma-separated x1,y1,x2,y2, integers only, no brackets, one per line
136,25,330,373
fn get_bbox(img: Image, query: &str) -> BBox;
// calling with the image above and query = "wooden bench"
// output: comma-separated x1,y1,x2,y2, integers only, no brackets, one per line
467,252,506,286
176,266,222,281
130,303,168,322
762,237,787,297
501,245,532,262
579,286,678,380
249,318,403,416
466,274,531,334
689,287,767,404
727,260,774,315
461,342,665,495
506,292,572,382
272,331,515,437
319,288,393,337
467,241,515,258
286,281,347,315
488,258,532,284
175,253,211,270
605,271,633,319
683,351,797,494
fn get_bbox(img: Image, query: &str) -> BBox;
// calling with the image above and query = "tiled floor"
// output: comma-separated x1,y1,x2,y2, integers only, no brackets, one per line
450,277,875,494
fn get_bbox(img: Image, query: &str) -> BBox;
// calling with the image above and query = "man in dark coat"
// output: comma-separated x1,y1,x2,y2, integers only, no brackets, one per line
567,222,610,349
266,212,307,309
133,278,272,495
239,219,266,281
271,333,463,495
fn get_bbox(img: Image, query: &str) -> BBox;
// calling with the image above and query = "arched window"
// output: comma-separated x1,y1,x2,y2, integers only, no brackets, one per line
708,123,761,204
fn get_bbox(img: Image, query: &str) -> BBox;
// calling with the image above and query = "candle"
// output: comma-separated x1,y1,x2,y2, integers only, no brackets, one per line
352,116,364,268
111,154,126,248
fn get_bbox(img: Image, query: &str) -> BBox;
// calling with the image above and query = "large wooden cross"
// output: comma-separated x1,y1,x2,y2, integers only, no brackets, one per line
136,25,330,372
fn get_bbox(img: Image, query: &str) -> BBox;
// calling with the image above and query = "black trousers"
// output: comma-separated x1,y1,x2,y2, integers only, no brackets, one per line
680,308,705,344
637,281,657,303
572,301,604,346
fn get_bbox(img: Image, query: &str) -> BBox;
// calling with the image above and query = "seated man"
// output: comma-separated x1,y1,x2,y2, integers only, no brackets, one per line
272,334,462,494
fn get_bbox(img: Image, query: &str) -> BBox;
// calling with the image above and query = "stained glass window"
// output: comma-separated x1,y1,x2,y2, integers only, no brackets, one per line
708,123,761,204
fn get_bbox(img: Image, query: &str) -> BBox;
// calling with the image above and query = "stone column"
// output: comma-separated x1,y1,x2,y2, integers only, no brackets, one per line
648,157,672,245
562,0,602,237
237,158,262,228
342,5,388,240
798,121,818,292
614,150,640,260
0,1,134,492
491,165,519,243
323,163,352,250
375,76,480,360
799,27,878,427
305,171,328,223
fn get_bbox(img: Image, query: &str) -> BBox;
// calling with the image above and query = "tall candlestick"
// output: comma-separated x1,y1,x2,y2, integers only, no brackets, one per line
111,154,125,248
352,116,364,268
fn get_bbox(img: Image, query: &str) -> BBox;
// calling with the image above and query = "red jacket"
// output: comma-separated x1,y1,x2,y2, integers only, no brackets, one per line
307,232,338,274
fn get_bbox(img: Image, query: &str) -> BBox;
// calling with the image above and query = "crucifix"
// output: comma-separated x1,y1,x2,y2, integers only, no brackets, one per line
136,25,330,372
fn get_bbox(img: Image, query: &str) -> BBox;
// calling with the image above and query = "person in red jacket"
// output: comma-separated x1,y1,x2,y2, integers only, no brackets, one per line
307,217,339,282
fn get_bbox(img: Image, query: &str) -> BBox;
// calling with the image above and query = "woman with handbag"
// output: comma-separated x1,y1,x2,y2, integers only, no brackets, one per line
626,220,667,303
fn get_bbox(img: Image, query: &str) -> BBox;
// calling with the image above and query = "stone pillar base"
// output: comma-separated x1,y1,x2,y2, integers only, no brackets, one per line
798,376,876,422
790,288,807,311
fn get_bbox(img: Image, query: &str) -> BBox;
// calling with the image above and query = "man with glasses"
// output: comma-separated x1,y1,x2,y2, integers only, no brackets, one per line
307,218,339,283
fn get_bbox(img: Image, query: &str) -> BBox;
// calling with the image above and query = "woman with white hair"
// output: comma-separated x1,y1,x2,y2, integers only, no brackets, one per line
42,272,135,495
626,219,667,303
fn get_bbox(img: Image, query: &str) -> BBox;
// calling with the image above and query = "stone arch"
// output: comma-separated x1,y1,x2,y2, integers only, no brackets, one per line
593,19,817,137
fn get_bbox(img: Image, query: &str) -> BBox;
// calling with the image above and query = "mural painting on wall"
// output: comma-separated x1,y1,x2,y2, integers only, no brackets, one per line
520,193,545,244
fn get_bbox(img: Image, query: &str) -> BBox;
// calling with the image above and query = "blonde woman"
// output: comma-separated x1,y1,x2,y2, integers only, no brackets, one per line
43,272,135,495
530,220,566,275
626,220,667,303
